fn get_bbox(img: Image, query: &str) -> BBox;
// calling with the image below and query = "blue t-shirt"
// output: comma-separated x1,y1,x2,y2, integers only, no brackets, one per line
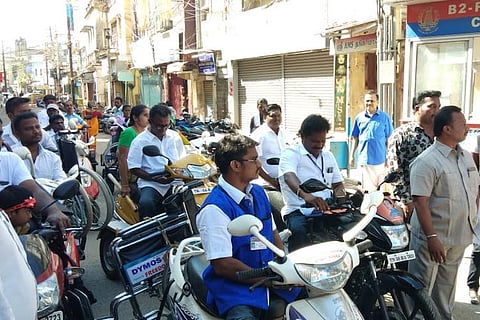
351,109,393,165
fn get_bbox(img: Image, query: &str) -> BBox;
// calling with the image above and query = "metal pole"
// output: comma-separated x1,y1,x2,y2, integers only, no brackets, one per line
2,41,7,92
67,14,75,103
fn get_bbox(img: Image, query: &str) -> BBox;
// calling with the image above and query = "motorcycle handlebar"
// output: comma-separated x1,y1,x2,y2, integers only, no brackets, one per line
236,267,275,281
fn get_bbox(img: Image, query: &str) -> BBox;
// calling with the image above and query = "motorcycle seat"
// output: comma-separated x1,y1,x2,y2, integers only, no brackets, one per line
185,254,219,317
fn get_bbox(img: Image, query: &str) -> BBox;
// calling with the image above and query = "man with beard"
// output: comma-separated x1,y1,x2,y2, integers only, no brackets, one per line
11,112,66,181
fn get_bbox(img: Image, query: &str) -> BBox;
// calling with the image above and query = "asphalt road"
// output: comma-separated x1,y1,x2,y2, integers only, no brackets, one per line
2,105,480,319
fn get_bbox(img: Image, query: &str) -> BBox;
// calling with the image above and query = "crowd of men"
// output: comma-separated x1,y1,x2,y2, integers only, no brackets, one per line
0,91,479,320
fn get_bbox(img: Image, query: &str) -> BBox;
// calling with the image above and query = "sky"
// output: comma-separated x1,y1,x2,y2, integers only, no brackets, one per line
1,0,68,49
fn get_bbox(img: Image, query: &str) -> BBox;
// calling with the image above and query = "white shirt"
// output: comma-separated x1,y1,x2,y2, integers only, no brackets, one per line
127,129,186,196
0,210,37,319
2,123,58,152
196,176,276,261
278,142,343,216
11,144,67,182
250,123,287,185
37,109,66,129
0,152,33,191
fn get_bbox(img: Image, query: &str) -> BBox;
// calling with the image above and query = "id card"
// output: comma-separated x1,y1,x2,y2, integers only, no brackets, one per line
250,236,267,250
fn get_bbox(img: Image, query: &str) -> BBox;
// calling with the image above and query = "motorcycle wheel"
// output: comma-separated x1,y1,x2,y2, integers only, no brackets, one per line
80,166,114,230
64,184,93,239
359,282,439,320
99,231,120,280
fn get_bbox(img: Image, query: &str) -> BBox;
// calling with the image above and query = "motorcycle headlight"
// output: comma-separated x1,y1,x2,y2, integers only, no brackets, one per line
37,272,60,317
294,251,353,292
381,225,409,251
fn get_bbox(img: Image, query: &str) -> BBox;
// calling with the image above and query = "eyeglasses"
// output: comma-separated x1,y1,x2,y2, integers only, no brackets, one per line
151,123,169,130
238,157,259,163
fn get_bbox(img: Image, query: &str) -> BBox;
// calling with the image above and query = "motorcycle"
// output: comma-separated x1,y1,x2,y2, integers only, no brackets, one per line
20,179,96,320
344,173,440,319
159,188,387,319
98,145,218,280
98,180,204,320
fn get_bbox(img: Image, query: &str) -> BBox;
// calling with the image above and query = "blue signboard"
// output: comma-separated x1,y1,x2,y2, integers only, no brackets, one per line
198,53,216,74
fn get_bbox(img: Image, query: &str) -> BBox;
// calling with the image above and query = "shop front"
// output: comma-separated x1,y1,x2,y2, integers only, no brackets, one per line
403,0,480,129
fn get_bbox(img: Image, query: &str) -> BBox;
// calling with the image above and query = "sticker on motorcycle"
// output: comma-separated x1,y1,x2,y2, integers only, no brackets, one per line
191,186,214,195
387,250,416,265
123,248,168,285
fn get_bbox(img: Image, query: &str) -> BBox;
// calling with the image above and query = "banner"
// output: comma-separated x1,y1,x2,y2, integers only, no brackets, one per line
66,1,74,31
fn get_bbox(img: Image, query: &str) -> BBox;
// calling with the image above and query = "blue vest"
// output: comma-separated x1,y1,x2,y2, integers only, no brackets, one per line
202,185,300,315
201,184,274,315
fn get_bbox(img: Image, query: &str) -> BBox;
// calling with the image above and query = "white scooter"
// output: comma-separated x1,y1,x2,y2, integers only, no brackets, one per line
160,190,385,319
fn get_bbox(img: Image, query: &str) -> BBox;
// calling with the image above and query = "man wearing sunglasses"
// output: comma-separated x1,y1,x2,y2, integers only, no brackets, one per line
127,104,185,220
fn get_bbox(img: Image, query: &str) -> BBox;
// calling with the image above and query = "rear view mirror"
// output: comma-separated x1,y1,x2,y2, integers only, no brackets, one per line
266,158,280,165
299,178,330,193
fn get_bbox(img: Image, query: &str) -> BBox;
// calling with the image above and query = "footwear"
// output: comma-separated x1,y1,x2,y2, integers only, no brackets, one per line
469,288,479,305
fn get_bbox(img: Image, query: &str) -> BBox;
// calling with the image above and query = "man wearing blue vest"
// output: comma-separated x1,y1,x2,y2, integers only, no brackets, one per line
196,134,299,320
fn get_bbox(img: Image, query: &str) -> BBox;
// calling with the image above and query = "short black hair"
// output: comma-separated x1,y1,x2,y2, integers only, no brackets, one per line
114,96,123,103
214,134,258,174
433,105,462,137
12,111,38,132
365,90,379,100
5,97,30,114
150,103,171,119
413,90,442,109
43,94,56,102
298,114,331,137
49,114,64,125
257,98,268,105
263,103,282,116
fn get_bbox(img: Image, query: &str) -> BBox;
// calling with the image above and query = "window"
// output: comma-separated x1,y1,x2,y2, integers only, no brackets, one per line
410,39,471,118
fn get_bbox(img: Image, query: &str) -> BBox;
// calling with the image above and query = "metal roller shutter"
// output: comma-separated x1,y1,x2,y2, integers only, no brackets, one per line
283,51,334,136
203,80,214,118
238,56,283,133
237,51,334,136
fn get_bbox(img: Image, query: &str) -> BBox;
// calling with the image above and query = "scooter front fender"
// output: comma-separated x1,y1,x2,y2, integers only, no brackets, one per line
286,290,363,320
377,269,425,291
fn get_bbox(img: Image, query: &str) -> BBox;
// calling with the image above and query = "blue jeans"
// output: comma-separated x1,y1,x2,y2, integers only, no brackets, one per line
285,210,310,252
137,187,166,220
226,305,261,320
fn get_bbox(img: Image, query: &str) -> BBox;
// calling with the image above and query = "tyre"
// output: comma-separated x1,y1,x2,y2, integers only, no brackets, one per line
267,190,286,231
79,166,114,230
356,278,439,320
99,230,120,280
64,184,93,239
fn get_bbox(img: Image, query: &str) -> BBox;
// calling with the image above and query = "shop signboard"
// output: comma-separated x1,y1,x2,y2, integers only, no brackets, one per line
407,0,480,38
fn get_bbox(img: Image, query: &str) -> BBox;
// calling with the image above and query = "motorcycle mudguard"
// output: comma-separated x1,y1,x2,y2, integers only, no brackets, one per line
63,288,94,320
377,269,425,291
286,290,363,320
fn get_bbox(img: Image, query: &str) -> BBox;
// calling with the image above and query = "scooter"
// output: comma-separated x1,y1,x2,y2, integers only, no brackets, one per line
98,145,218,280
159,189,387,319
20,179,96,320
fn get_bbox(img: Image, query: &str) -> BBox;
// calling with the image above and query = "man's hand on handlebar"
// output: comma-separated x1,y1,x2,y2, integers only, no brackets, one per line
152,175,175,184
303,193,330,212
45,207,70,235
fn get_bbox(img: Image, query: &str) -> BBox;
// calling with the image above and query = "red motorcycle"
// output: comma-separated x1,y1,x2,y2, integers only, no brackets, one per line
20,179,96,320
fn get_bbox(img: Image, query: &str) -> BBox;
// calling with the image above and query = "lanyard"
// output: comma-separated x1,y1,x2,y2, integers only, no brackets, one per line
306,153,326,183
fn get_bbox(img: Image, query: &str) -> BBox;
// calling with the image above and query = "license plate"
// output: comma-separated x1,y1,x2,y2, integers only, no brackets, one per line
40,310,63,320
192,186,214,195
387,250,416,264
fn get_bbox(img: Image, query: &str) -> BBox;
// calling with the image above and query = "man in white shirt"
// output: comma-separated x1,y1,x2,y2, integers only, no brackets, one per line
11,112,67,181
278,114,345,252
250,103,288,230
128,104,185,220
3,97,58,152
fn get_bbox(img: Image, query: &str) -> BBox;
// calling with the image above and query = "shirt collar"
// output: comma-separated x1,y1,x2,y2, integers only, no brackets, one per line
218,175,253,204
434,139,463,158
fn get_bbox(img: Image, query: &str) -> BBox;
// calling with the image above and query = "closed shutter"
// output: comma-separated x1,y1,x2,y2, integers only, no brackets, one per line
238,56,283,133
204,80,214,118
283,51,334,136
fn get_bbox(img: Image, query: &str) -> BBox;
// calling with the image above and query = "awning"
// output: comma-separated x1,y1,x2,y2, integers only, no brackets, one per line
166,62,188,74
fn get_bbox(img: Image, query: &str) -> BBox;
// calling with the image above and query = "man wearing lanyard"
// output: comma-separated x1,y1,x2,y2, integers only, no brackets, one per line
279,114,345,252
